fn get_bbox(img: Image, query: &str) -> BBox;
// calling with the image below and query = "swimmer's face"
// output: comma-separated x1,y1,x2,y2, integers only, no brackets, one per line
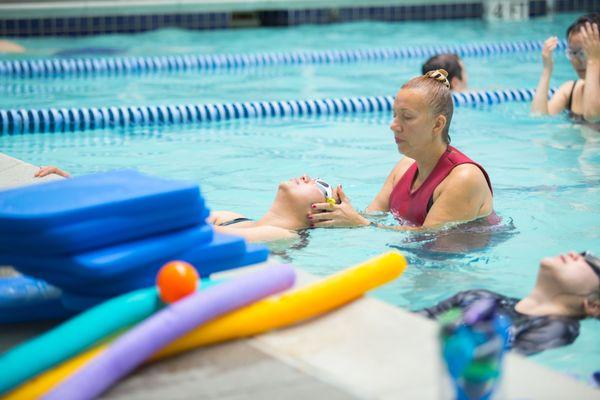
279,175,339,206
390,88,443,157
540,252,600,296
567,32,587,79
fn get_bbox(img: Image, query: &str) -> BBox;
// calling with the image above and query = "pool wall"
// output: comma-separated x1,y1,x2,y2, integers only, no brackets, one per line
0,0,596,37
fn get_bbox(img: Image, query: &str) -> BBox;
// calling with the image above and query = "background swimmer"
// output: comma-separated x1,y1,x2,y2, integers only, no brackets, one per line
421,53,468,92
531,13,600,126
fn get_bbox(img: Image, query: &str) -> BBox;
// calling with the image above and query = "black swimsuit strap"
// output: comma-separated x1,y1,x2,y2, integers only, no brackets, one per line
566,80,578,112
218,217,253,227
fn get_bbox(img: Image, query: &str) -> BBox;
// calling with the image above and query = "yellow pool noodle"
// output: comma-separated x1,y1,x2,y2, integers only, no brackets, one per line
4,251,406,400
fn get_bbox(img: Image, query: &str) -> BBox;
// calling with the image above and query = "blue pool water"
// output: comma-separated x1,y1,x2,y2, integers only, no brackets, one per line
1,12,599,379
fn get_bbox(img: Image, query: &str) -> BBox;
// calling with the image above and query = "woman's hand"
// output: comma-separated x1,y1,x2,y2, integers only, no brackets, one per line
308,186,370,228
581,22,600,63
35,166,70,178
541,36,558,70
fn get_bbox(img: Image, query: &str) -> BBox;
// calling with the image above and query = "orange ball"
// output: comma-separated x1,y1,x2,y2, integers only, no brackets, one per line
156,260,199,304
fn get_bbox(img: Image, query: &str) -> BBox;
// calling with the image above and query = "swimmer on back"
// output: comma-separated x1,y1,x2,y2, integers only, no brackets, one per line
209,175,340,242
418,251,600,355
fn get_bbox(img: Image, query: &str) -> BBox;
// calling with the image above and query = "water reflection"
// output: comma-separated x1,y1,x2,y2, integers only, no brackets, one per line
388,216,517,259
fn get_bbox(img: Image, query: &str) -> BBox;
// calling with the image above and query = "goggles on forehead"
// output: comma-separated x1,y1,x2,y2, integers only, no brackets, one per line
566,48,587,61
581,251,600,281
314,178,336,205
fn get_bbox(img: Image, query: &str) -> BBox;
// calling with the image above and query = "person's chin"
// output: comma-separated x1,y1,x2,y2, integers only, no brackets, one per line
540,256,561,272
396,142,409,155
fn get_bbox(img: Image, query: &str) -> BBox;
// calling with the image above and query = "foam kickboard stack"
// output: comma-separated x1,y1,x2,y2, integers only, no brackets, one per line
0,170,268,322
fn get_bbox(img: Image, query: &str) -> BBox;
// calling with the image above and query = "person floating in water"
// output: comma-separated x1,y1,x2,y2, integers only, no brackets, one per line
209,175,339,242
308,69,496,230
531,13,600,129
418,251,600,355
422,53,468,92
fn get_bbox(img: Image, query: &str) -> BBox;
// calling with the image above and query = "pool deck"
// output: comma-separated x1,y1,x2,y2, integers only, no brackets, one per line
0,152,598,399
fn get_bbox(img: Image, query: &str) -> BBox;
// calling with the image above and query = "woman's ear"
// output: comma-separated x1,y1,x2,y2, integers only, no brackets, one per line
432,114,447,137
583,294,600,318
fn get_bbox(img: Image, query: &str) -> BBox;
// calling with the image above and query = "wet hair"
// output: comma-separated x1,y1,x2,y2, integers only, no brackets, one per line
401,69,453,144
586,291,600,320
422,54,463,84
566,13,600,39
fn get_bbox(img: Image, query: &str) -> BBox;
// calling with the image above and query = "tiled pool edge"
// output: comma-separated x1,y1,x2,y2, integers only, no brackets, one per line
0,153,597,399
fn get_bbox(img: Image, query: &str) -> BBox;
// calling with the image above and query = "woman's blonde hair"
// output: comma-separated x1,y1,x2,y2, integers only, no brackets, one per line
401,69,453,144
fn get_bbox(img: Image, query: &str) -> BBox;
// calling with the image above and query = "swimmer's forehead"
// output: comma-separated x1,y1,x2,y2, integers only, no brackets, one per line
393,88,428,112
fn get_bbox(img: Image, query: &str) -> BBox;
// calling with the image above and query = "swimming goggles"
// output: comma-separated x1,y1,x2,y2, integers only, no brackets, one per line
314,178,336,205
581,251,600,281
566,48,587,61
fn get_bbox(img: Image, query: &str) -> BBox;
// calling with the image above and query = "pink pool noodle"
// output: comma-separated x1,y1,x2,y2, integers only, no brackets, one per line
44,264,295,400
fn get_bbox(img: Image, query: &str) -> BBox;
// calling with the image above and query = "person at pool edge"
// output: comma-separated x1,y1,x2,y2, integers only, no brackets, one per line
531,13,600,128
209,175,340,242
308,69,495,230
418,251,600,355
422,53,468,92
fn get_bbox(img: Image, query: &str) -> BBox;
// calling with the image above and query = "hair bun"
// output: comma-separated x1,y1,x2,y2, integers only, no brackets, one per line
424,69,450,89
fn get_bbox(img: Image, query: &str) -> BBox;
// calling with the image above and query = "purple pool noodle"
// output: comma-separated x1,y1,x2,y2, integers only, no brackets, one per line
44,264,295,400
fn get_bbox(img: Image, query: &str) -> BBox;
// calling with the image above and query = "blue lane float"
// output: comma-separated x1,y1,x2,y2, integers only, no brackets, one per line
0,39,566,79
0,87,556,135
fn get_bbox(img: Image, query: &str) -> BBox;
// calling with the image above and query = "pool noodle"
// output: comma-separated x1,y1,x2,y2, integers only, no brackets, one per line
6,251,406,400
0,279,218,395
44,264,295,400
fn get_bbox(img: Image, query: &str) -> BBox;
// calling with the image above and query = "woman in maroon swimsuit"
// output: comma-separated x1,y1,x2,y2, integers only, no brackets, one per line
309,69,495,230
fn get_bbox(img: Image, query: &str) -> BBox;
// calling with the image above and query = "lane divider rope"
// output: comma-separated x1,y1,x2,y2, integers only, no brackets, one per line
0,39,566,78
0,87,555,135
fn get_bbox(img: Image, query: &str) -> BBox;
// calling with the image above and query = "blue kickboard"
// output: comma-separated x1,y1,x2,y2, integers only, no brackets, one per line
2,224,216,281
59,244,269,311
0,170,208,255
22,231,253,296
0,276,73,323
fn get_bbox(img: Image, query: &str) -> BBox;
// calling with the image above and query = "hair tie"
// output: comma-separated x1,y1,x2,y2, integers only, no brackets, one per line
424,69,450,89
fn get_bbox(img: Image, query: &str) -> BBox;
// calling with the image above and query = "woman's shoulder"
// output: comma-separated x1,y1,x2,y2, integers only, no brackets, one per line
391,157,415,182
208,210,247,225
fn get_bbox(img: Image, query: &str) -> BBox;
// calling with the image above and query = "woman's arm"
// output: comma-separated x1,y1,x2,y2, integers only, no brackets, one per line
420,164,491,229
581,22,600,123
309,158,412,228
366,157,413,212
531,37,558,115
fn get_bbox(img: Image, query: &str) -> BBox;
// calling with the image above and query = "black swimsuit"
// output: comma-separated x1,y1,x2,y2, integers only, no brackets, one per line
566,80,600,131
217,217,253,226
417,289,580,356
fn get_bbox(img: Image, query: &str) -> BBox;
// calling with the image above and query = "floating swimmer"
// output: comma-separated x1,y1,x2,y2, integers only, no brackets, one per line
209,175,340,242
418,251,600,355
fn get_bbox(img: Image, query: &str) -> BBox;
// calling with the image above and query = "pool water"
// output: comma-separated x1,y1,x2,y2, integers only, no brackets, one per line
1,11,599,380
